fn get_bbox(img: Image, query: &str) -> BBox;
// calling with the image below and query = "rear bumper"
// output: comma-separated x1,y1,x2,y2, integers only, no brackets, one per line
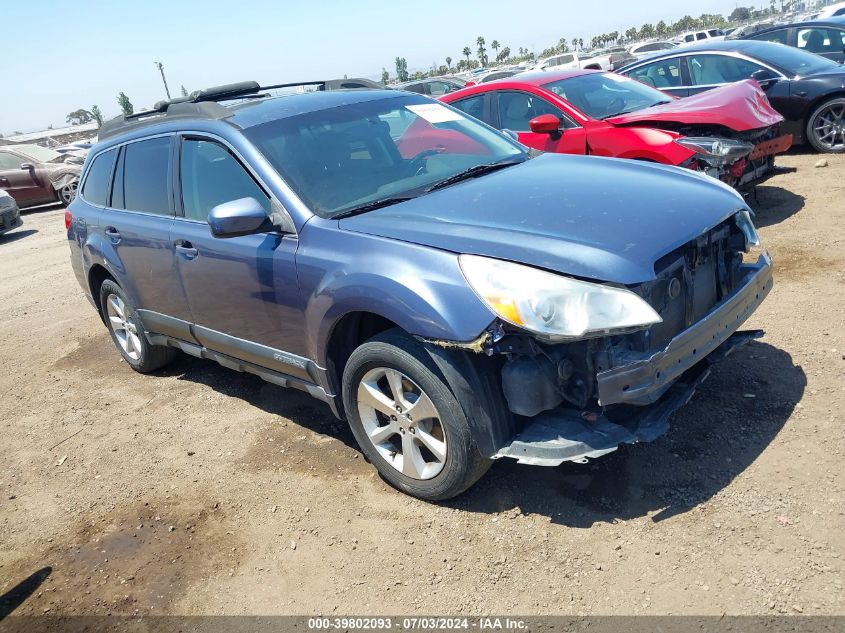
597,251,773,406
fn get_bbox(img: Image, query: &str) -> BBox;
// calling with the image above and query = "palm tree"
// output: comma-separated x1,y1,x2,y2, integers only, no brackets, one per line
462,46,472,64
578,38,584,50
491,40,500,59
445,56,452,70
572,37,578,51
476,36,487,66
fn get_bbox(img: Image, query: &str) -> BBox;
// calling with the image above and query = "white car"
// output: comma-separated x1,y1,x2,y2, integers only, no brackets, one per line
809,1,845,19
675,29,726,46
0,190,22,236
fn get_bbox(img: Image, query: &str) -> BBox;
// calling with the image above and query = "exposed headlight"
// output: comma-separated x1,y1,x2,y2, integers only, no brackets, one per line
735,209,760,249
459,255,662,342
676,137,754,162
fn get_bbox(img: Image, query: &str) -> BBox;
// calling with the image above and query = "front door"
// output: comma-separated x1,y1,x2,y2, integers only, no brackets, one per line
0,150,50,205
494,90,587,154
171,136,307,379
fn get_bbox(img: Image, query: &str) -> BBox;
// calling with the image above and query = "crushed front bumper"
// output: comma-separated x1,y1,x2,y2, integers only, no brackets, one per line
494,252,772,467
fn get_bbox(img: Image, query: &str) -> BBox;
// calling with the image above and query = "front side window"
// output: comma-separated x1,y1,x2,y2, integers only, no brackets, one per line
450,94,487,122
688,54,766,86
244,94,525,218
797,27,845,53
627,58,683,88
543,73,671,119
81,148,117,207
497,91,565,131
115,137,172,216
180,139,270,222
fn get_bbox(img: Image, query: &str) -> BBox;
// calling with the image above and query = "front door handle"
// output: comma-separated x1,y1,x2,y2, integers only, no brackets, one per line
104,226,121,243
175,239,198,259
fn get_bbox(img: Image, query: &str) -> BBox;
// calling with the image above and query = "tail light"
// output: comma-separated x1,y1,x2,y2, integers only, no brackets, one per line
64,209,72,230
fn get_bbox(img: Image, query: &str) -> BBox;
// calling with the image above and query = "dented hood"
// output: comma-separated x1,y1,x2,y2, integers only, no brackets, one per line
340,153,748,285
606,80,783,131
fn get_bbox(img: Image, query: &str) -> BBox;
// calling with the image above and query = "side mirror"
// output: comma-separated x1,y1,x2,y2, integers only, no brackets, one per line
20,163,34,171
208,197,269,238
751,69,779,89
529,114,562,139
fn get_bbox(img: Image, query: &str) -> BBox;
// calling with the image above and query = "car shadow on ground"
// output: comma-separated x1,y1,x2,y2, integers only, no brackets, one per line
159,341,804,526
447,341,805,527
749,186,805,228
159,354,357,449
0,567,51,619
0,229,38,244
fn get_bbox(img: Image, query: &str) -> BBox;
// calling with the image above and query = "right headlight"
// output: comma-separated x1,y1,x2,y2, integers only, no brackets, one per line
676,137,754,162
459,255,662,342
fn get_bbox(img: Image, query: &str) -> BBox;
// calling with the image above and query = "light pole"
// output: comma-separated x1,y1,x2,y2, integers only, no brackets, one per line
155,61,171,100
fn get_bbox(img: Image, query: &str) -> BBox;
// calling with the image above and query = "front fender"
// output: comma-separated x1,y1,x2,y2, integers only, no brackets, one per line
589,126,693,165
296,222,496,367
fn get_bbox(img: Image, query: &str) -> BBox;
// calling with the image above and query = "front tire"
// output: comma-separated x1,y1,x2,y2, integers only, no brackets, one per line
58,181,78,206
806,97,845,153
99,279,176,373
342,329,491,500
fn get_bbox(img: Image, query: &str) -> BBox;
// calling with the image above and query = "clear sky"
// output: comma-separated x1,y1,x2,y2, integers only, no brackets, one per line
2,0,744,134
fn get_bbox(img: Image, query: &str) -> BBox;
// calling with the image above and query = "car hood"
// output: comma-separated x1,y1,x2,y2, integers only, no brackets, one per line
339,153,748,285
606,79,783,131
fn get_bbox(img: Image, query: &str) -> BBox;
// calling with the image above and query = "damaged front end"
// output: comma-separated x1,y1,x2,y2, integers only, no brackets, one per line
435,213,773,466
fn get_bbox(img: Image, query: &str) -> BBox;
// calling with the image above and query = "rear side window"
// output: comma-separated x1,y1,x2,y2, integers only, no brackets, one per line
81,149,117,207
450,94,488,123
115,137,172,216
180,139,270,222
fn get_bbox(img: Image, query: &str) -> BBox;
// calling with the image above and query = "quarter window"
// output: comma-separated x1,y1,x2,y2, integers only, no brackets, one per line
687,54,767,86
115,137,172,215
81,149,117,207
180,139,270,222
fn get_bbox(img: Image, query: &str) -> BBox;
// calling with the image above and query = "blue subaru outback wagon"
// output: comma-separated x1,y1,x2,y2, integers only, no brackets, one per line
67,81,772,499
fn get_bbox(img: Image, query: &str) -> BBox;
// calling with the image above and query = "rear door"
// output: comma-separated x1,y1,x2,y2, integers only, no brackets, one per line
171,135,306,377
99,135,193,337
492,89,587,154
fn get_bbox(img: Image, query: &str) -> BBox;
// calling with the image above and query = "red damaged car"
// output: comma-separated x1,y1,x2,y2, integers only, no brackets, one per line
438,69,792,189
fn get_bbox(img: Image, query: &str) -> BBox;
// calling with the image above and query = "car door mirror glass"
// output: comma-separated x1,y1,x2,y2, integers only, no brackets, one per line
208,197,269,238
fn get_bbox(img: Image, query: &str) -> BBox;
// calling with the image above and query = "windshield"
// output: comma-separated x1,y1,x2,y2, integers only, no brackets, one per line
542,72,671,119
244,94,526,218
14,144,62,163
746,41,840,76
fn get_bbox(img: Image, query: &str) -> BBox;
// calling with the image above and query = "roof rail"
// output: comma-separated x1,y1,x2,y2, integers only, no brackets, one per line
97,78,387,140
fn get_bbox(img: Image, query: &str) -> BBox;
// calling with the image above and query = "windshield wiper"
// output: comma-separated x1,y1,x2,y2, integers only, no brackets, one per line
425,159,524,193
332,196,415,219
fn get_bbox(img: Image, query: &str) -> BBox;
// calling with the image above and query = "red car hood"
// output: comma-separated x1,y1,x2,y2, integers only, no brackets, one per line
606,80,783,132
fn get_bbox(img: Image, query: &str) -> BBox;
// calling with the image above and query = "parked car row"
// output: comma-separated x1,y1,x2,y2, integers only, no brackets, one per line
67,78,774,499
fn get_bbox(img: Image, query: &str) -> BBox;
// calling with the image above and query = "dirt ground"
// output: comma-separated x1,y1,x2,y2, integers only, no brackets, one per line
0,150,842,618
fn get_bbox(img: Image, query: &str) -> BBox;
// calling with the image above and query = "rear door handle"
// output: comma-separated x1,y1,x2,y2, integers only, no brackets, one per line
104,226,121,243
175,239,198,259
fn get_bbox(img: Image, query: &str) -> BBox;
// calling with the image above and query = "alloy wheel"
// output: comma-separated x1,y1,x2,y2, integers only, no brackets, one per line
356,367,447,480
812,101,845,152
60,182,78,205
106,293,142,361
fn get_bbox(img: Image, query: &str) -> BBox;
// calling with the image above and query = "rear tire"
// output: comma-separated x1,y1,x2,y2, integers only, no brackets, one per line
99,279,176,373
806,97,845,153
342,329,491,500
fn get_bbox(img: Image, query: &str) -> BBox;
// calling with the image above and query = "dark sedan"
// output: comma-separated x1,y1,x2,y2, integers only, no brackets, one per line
736,17,845,63
617,40,845,152
0,144,82,207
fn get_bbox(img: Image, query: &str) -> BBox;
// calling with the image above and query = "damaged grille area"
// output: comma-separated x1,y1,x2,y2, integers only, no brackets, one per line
627,218,745,352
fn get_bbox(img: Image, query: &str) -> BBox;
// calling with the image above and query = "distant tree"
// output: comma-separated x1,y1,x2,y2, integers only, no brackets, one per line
578,38,583,50
394,57,409,82
639,23,656,39
180,84,189,97
476,36,487,66
729,7,752,21
117,92,134,117
499,46,510,62
66,109,94,125
381,67,389,84
91,105,104,128
655,20,667,37
491,40,500,61
625,27,638,42
463,46,472,63
445,56,452,70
